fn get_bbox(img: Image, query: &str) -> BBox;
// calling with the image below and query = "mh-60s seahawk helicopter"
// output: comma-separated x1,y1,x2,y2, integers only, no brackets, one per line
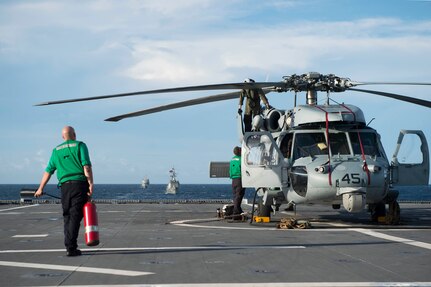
36,72,430,224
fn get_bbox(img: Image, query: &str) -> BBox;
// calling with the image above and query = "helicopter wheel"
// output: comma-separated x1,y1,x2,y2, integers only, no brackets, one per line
369,202,386,222
386,201,400,225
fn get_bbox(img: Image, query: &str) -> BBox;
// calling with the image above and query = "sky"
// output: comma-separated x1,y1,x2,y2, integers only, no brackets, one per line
0,0,430,184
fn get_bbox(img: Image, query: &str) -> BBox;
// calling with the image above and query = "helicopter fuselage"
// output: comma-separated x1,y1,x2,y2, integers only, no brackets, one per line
241,103,396,213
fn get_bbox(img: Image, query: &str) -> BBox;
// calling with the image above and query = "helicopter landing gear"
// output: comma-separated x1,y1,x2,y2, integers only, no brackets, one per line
369,202,386,222
369,200,400,225
250,188,271,223
387,200,400,225
251,187,274,218
257,199,272,217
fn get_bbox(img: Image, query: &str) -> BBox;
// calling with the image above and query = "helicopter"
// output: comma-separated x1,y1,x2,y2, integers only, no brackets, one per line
36,72,431,224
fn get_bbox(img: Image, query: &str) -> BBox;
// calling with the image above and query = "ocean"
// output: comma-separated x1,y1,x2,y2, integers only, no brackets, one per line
0,184,242,201
1,184,430,202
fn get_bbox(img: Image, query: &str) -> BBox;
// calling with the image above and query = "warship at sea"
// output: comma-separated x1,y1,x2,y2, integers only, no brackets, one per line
165,168,179,194
141,176,149,189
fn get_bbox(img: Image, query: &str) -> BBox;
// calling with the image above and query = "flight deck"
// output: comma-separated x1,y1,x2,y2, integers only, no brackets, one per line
0,201,430,287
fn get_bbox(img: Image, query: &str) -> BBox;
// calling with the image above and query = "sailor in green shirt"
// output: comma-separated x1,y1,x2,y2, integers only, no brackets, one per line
230,146,245,218
35,126,94,257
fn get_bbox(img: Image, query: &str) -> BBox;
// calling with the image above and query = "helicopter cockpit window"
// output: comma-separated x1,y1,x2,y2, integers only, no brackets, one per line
349,132,381,157
328,133,350,155
245,134,279,166
293,133,328,160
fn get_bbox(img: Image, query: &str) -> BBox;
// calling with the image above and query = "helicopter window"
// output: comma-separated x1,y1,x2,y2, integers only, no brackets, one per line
245,134,279,166
280,133,294,159
396,133,423,164
328,133,350,155
349,132,381,157
293,133,328,160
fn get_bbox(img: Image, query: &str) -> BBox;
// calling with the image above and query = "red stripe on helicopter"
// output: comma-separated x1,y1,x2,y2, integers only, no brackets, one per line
340,104,370,185
314,106,332,186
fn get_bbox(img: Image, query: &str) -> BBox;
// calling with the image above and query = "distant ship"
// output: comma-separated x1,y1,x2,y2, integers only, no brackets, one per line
141,176,150,189
166,168,179,194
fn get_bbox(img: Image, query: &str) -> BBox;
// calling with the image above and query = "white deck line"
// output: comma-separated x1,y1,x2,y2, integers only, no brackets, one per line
0,204,40,212
0,245,305,254
350,228,431,250
28,282,431,287
12,234,48,238
0,260,153,277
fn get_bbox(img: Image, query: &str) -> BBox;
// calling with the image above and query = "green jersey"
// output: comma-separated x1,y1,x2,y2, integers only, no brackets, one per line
229,155,242,179
45,140,91,185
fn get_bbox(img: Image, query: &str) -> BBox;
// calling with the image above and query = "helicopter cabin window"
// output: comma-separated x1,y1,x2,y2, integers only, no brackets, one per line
280,133,294,159
293,133,328,160
349,132,381,157
395,133,423,164
328,133,350,155
245,134,280,166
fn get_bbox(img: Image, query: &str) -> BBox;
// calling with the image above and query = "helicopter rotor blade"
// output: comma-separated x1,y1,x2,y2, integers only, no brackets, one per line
105,88,275,122
34,82,282,106
352,81,431,87
105,91,241,122
348,88,431,108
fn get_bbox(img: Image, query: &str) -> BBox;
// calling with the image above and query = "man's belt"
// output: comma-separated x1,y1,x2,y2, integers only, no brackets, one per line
62,180,86,185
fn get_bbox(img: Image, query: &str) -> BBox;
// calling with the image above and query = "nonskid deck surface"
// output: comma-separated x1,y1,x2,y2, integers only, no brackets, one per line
0,202,430,287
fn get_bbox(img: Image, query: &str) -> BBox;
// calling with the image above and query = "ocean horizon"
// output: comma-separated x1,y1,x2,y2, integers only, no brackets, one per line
1,184,430,202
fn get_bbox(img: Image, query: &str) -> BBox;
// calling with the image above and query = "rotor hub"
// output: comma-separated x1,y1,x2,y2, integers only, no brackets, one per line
281,72,353,93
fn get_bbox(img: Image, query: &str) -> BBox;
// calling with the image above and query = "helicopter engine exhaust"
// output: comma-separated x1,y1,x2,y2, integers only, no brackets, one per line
263,109,284,132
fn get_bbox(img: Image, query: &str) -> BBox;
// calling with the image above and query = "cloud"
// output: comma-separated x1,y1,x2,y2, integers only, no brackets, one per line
124,42,209,83
117,18,431,86
34,150,48,169
11,158,30,170
2,1,430,84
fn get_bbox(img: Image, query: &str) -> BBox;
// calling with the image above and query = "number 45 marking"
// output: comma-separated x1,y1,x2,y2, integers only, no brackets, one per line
341,173,361,184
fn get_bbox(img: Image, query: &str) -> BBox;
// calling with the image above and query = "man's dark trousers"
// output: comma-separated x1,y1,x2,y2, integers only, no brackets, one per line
232,177,245,215
61,181,88,252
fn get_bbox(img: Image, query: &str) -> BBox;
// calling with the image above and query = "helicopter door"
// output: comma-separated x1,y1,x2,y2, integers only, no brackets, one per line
241,132,287,188
391,130,430,185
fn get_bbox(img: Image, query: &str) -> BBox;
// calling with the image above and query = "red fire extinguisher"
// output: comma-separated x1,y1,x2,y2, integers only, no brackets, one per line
83,200,100,246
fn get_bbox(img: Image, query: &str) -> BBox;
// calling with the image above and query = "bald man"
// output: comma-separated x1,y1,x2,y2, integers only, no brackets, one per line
35,126,94,257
